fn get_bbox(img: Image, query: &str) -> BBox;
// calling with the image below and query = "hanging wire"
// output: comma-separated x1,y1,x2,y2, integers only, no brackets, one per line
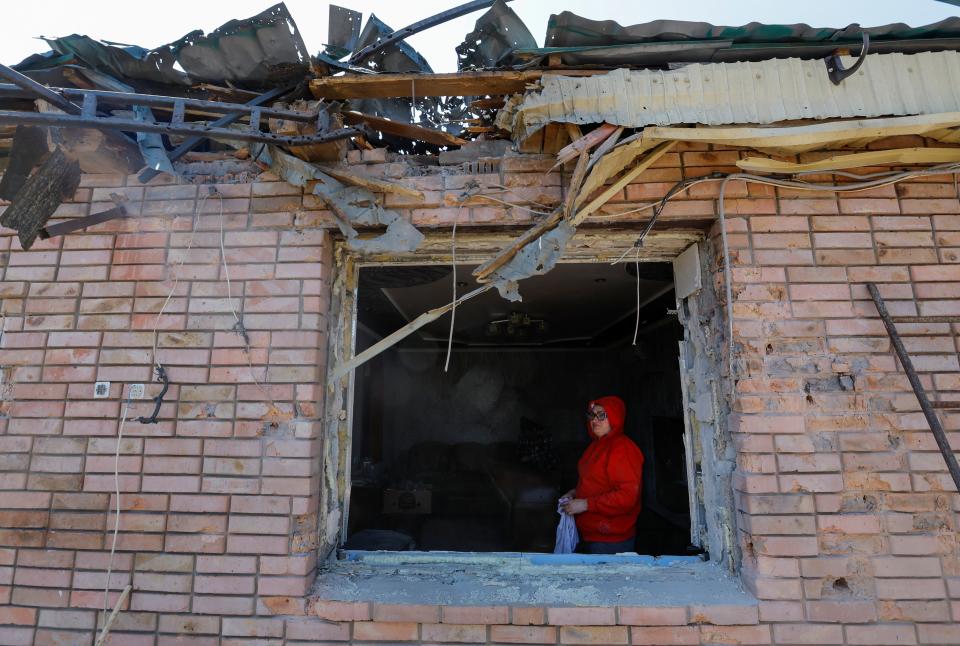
99,391,130,642
444,202,466,373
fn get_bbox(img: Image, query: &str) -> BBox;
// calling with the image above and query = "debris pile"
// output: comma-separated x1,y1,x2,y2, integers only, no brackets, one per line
2,0,960,261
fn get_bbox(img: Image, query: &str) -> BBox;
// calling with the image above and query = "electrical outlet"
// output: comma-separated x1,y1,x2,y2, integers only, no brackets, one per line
128,383,145,400
93,381,110,399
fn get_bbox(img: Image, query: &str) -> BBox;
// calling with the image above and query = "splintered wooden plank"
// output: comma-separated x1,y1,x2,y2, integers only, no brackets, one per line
310,70,544,99
0,147,81,250
317,165,425,200
342,111,468,147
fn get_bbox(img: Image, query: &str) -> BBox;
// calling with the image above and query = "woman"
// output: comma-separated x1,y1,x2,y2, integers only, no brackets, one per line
561,396,644,554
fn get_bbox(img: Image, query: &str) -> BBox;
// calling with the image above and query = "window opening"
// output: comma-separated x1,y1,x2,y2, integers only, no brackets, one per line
344,260,694,555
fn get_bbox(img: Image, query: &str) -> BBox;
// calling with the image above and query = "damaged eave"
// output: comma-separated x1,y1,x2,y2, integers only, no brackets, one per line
502,50,960,140
309,70,593,100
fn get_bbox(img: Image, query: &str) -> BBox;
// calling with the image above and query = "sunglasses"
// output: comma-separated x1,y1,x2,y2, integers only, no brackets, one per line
586,409,608,421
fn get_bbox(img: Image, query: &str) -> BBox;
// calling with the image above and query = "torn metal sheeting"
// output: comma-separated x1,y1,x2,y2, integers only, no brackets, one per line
737,147,960,173
512,40,735,68
487,221,577,302
131,105,174,175
544,11,960,51
314,182,426,254
326,5,363,59
32,3,309,87
504,51,960,139
456,0,536,70
351,13,434,73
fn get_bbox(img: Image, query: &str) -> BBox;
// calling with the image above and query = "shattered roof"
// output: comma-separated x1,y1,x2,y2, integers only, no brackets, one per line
17,3,310,88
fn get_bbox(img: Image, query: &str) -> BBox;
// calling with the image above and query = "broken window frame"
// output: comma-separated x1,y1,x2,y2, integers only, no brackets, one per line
319,229,735,570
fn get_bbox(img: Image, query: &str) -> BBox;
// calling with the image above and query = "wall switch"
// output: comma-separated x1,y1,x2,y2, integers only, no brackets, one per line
128,383,146,400
93,382,110,399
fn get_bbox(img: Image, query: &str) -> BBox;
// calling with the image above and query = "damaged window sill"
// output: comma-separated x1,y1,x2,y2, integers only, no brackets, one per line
311,551,757,611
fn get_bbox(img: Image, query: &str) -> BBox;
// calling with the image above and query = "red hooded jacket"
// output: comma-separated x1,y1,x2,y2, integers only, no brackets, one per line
574,396,645,543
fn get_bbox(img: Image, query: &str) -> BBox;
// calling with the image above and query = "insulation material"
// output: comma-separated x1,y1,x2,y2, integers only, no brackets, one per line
263,145,424,255
506,51,960,139
487,221,576,302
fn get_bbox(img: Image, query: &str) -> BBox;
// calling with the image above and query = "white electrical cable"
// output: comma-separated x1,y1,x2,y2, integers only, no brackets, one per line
216,192,240,326
151,193,207,370
445,203,465,373
213,191,274,405
99,392,130,641
632,246,641,346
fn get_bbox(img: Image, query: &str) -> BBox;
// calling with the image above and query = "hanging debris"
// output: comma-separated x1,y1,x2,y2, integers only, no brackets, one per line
0,146,80,250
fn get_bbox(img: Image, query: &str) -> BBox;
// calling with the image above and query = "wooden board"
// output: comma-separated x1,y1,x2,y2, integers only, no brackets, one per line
309,70,607,100
738,147,960,173
342,111,468,147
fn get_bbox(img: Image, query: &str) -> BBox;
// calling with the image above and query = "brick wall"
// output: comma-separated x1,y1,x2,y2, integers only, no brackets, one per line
0,145,958,644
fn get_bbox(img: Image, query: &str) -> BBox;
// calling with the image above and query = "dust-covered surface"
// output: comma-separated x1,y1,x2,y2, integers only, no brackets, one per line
311,552,756,607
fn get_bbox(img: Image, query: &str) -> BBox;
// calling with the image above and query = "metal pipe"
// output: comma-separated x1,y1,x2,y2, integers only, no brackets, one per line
867,282,960,492
0,110,359,147
349,0,510,64
0,63,81,115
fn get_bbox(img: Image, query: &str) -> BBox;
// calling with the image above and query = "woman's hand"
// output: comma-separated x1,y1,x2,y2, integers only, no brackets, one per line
561,498,588,515
561,489,576,501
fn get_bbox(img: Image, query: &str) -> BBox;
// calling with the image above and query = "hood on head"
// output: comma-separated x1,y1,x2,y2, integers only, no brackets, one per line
587,395,626,440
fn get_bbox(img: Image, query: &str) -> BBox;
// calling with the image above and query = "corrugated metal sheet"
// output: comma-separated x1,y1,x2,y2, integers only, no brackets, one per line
544,12,960,48
507,51,960,139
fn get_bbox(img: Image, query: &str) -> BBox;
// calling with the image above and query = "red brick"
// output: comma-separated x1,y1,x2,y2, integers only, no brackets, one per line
689,604,758,625
191,595,254,615
372,603,439,623
560,625,629,644
631,626,699,645
918,624,960,644
701,625,771,645
548,607,616,626
442,605,509,624
314,600,370,622
491,625,557,643
618,606,687,626
353,621,418,641
422,623,487,643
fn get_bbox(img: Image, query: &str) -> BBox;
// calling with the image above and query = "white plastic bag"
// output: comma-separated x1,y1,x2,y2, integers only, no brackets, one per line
554,497,579,554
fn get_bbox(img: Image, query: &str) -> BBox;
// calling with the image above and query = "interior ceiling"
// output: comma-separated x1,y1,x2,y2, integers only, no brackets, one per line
359,262,674,348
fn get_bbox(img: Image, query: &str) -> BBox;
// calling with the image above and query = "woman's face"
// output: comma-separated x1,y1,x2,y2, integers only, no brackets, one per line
587,404,611,438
